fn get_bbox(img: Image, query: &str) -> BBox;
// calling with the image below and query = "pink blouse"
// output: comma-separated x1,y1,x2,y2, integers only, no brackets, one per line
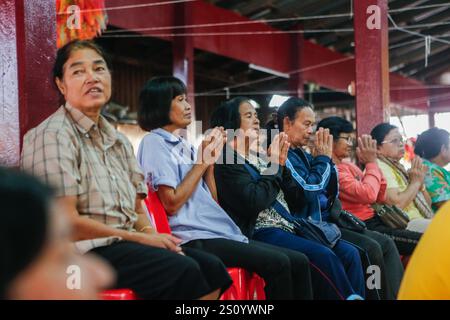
337,160,387,221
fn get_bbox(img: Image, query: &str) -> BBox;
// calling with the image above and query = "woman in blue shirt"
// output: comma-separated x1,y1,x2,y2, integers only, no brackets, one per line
136,76,313,300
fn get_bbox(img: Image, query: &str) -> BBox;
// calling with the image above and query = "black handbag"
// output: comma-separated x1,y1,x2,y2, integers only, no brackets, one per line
372,203,410,229
329,199,367,233
243,163,341,249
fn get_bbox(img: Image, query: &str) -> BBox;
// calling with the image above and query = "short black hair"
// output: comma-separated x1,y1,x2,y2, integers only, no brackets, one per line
210,96,251,130
53,39,111,81
0,168,53,299
316,116,354,140
277,97,313,131
370,123,398,146
415,127,450,160
138,76,187,131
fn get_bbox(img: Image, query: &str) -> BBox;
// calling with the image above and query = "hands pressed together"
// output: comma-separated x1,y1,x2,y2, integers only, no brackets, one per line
408,156,427,186
197,126,227,166
356,134,378,165
312,128,333,158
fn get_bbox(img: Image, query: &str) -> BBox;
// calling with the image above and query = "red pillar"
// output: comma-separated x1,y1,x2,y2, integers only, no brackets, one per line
354,0,390,136
289,29,304,98
172,2,196,122
0,0,57,167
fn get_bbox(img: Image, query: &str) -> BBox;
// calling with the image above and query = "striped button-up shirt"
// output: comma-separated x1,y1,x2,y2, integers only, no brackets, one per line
21,103,147,253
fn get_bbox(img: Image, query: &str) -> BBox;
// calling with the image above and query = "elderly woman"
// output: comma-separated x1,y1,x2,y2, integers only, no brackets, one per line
414,127,450,212
213,97,365,300
0,167,114,299
21,40,231,300
322,116,422,256
370,123,433,233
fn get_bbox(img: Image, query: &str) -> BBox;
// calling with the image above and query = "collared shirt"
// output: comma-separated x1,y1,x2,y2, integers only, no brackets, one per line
423,159,450,212
337,160,387,221
137,128,248,245
21,103,147,253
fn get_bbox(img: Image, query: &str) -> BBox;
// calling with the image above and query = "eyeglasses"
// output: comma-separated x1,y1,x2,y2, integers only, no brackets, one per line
381,137,405,146
337,136,355,145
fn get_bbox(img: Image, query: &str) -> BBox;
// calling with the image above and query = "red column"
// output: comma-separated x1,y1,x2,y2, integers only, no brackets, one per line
354,0,390,136
172,2,196,120
289,29,304,98
0,0,57,167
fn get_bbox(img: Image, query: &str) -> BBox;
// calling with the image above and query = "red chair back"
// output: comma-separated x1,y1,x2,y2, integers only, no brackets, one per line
144,190,171,234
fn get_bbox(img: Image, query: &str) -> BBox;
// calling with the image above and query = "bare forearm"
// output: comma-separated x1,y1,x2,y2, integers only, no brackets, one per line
134,199,156,233
71,216,132,242
204,165,218,202
386,182,421,209
55,196,131,241
160,163,209,214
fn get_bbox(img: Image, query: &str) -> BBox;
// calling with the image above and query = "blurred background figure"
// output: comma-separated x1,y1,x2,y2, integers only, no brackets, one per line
0,167,114,300
403,137,416,167
414,128,450,213
265,107,279,130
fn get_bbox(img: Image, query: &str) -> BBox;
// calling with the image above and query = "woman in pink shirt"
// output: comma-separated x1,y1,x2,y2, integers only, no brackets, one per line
317,117,421,256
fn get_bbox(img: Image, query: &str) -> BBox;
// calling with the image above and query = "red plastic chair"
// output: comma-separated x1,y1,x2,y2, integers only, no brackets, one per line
100,289,137,300
219,268,248,300
144,190,171,234
246,272,266,300
144,189,266,300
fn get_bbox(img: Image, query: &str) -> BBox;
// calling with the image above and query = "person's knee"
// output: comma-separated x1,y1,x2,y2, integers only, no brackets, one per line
313,245,340,266
172,253,203,276
340,244,362,265
378,235,399,256
264,252,291,275
360,240,383,262
288,252,310,270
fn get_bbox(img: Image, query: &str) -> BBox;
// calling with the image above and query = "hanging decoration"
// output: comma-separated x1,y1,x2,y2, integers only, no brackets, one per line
56,0,108,48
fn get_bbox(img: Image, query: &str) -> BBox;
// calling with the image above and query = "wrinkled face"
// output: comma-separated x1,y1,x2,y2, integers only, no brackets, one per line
284,107,315,147
56,48,112,114
333,132,355,160
7,203,114,300
238,102,260,139
168,93,192,129
378,128,405,160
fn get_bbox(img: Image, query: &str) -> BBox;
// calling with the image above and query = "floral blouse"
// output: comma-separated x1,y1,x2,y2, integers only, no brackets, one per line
423,159,450,212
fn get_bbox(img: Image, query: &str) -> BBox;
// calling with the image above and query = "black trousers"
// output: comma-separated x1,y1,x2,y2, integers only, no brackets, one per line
91,241,232,299
183,238,313,300
364,215,422,255
340,228,404,300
